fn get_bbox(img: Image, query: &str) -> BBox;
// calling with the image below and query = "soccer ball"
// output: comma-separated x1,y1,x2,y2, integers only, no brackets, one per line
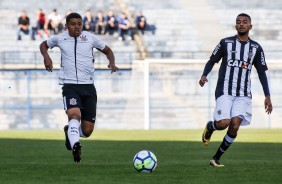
133,150,157,173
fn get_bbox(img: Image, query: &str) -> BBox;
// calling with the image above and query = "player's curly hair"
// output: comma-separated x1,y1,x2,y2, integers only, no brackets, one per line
237,13,251,22
66,12,82,24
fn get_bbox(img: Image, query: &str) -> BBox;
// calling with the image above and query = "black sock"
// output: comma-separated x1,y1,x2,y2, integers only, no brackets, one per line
213,131,237,160
207,121,217,131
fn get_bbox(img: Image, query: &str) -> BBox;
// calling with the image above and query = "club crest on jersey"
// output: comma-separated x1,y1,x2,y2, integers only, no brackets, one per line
69,98,77,105
217,110,221,115
248,52,253,58
80,35,88,41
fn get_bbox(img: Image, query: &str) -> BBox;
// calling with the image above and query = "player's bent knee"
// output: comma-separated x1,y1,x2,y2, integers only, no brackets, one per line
82,130,93,137
81,120,95,137
216,119,231,130
67,108,81,120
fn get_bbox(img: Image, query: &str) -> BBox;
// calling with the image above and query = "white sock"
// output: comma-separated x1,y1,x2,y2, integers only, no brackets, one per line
68,119,80,149
79,125,87,138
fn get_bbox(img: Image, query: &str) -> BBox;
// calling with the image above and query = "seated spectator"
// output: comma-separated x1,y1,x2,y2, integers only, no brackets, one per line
118,12,132,41
135,10,147,34
36,9,48,37
83,10,95,32
45,9,63,35
94,10,106,34
17,10,35,40
105,10,118,35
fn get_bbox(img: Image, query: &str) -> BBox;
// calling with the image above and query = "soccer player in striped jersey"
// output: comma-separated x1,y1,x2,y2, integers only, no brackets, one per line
199,13,273,167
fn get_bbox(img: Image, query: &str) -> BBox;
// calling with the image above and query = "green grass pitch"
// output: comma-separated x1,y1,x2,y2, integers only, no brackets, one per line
1,129,282,184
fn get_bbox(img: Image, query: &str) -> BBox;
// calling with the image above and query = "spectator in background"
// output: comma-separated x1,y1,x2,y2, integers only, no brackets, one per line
63,9,72,30
36,9,48,37
135,10,147,35
82,10,95,32
17,10,35,40
45,9,63,35
105,10,118,35
94,10,106,34
118,12,132,41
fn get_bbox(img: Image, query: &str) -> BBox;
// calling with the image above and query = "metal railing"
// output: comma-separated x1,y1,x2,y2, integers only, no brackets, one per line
0,50,136,66
1,50,282,68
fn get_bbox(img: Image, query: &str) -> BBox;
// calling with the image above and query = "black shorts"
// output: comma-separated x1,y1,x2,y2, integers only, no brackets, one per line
62,84,97,123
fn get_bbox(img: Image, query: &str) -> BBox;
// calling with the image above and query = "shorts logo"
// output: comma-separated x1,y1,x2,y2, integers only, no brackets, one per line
69,98,77,105
217,110,221,115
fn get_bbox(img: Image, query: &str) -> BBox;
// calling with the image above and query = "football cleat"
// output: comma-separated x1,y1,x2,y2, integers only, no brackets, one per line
72,142,81,163
64,125,72,151
202,121,214,146
209,159,224,167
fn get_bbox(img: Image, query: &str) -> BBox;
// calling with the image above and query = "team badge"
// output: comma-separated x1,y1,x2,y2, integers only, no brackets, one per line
80,35,88,41
248,52,253,58
69,98,77,105
217,110,221,115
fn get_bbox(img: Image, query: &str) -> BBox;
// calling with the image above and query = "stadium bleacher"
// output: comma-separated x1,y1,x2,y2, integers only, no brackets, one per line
0,0,137,65
207,0,282,58
1,0,282,129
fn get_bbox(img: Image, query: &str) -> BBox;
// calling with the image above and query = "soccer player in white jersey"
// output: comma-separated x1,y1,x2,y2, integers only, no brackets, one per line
199,13,273,167
39,13,118,163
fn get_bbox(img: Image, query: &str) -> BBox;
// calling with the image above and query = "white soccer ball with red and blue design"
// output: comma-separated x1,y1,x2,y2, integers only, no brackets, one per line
133,150,157,173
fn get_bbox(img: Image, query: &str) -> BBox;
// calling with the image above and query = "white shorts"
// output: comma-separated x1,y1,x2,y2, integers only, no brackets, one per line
213,95,252,126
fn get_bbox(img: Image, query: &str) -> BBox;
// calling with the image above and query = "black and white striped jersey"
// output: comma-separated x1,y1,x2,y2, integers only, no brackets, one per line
209,35,268,99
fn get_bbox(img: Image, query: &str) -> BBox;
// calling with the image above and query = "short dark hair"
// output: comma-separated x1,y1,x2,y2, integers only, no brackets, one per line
237,13,251,22
66,12,82,24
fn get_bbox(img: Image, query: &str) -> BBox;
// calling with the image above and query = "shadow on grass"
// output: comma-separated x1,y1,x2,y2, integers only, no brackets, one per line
0,139,282,184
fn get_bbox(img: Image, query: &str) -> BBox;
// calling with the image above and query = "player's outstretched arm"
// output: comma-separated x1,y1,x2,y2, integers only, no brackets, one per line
39,40,53,72
199,59,216,87
264,96,273,114
257,71,272,114
101,45,118,73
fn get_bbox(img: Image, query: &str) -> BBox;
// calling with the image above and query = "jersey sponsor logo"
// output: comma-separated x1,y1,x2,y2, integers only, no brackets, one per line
261,52,265,65
229,50,237,53
228,59,250,69
251,43,259,49
70,127,78,134
80,35,88,41
225,39,234,43
213,43,221,55
69,98,77,105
